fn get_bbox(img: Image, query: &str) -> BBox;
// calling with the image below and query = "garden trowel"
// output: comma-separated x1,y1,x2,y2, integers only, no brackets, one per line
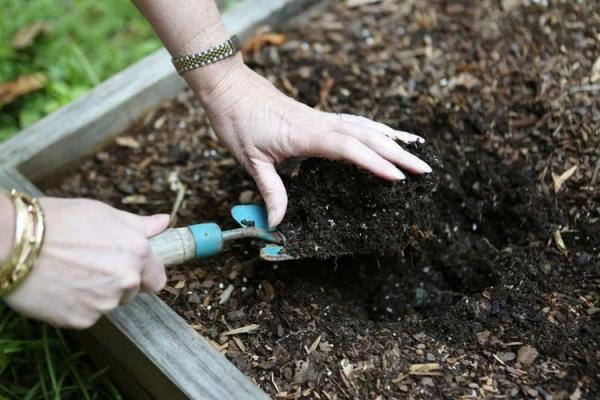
150,204,296,266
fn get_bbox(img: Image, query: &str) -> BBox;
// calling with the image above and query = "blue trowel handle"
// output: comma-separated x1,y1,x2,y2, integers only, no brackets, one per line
150,223,223,267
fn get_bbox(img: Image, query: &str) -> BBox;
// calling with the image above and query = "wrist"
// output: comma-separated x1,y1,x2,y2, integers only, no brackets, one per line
168,19,246,100
0,193,15,264
184,53,247,102
171,20,230,56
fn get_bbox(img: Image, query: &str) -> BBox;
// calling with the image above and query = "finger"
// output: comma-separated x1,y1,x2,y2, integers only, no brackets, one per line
335,122,432,174
250,160,288,228
300,132,406,181
142,214,170,237
116,211,170,237
334,113,425,144
140,251,167,293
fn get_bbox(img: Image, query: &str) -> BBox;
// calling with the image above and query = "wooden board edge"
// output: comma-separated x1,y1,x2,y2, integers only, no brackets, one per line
0,168,41,194
72,324,178,400
107,294,269,399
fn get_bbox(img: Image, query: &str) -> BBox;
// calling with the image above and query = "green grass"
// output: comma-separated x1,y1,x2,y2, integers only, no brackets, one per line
0,303,122,399
0,0,162,140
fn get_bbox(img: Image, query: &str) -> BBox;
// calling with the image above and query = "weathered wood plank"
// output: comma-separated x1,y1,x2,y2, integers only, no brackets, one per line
0,0,318,184
0,168,40,194
107,294,268,399
0,167,268,399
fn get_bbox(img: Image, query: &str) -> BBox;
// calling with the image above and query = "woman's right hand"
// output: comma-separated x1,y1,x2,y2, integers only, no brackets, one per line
3,197,169,329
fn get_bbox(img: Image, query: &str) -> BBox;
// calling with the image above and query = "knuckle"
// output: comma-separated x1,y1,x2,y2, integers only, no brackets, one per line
278,122,296,154
245,157,261,174
239,137,253,156
121,272,141,292
129,236,150,259
328,112,346,130
283,124,296,144
147,271,168,293
339,136,359,154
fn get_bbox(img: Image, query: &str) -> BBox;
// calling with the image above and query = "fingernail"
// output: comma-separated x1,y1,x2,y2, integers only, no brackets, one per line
417,136,426,144
422,163,433,173
393,169,406,180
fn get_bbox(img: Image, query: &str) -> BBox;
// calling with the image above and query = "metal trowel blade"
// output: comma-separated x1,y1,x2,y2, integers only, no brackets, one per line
260,244,299,262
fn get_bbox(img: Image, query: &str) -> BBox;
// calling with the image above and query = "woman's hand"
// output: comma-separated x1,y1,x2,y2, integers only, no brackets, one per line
4,198,169,329
131,0,431,228
191,64,432,227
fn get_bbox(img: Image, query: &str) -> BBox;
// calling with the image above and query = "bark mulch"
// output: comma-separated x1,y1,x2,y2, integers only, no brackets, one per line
48,1,599,398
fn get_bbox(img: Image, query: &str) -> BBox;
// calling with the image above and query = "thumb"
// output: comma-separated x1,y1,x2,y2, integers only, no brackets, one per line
141,214,171,237
251,161,288,228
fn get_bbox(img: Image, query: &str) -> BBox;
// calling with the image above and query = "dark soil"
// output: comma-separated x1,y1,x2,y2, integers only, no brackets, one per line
281,143,439,259
47,1,599,399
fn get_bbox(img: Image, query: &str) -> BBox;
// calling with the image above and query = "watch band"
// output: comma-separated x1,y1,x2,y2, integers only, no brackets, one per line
171,35,241,75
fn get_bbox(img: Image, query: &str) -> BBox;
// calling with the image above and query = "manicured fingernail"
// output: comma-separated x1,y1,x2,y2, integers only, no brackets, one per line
409,154,432,173
393,169,406,180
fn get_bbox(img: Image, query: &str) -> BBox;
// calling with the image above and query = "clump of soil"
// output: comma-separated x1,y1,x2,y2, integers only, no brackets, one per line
47,0,599,399
281,144,439,259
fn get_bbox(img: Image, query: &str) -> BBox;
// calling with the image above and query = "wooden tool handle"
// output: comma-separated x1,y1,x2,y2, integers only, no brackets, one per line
150,228,196,267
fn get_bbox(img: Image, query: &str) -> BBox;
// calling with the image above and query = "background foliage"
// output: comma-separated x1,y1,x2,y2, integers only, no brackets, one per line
0,0,161,140
0,304,121,399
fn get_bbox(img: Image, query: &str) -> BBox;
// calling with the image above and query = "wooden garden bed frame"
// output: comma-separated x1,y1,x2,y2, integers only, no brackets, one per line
0,1,316,398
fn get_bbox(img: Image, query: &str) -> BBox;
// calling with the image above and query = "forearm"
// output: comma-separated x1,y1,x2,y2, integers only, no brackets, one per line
0,193,15,263
131,0,244,98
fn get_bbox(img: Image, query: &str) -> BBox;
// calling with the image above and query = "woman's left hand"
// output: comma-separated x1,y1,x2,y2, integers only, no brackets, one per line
189,63,432,228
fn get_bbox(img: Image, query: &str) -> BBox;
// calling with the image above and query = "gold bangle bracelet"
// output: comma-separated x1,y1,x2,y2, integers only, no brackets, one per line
0,192,29,283
29,197,45,263
0,190,45,297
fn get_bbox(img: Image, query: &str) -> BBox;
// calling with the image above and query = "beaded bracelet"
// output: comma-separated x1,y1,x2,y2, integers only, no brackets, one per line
171,35,240,75
0,190,45,297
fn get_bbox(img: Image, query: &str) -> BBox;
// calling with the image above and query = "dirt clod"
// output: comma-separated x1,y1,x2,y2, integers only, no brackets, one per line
280,143,439,259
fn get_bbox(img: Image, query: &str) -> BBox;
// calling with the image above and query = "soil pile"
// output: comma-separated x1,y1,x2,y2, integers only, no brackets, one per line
281,144,439,259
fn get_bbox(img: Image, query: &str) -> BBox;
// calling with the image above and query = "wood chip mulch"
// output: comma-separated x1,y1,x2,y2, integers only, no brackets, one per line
48,0,599,398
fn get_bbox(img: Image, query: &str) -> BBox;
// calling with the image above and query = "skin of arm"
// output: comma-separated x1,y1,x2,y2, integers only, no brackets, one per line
132,0,432,228
130,0,240,97
2,195,170,328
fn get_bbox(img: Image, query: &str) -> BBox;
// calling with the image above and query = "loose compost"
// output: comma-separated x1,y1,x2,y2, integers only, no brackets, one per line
48,1,599,398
